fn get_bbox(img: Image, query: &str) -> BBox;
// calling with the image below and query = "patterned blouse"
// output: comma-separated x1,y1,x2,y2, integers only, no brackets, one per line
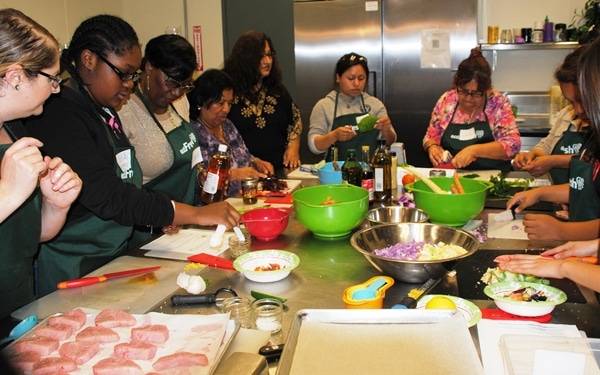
423,89,521,157
191,118,253,197
228,85,302,170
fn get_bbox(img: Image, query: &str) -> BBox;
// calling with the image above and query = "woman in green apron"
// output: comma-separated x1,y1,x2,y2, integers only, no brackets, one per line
308,52,396,161
0,9,81,318
22,15,239,297
424,48,520,171
513,46,589,184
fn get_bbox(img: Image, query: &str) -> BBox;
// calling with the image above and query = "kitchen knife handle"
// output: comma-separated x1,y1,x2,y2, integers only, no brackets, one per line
391,296,417,309
57,276,107,289
259,344,284,363
171,294,217,306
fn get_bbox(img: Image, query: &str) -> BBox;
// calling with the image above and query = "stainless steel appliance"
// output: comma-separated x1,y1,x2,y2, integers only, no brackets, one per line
294,0,477,166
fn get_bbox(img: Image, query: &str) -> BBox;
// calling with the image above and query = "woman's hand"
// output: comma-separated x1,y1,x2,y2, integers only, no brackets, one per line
512,152,535,170
427,144,445,166
541,239,599,259
333,126,357,142
253,158,275,175
39,156,82,209
451,145,477,169
522,213,564,240
494,254,566,279
521,155,555,177
283,147,301,169
230,167,267,181
195,201,240,229
0,137,46,205
507,189,541,213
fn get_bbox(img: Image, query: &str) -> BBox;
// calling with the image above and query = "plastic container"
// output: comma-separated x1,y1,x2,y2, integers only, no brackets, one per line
342,276,394,309
241,208,289,242
318,161,345,184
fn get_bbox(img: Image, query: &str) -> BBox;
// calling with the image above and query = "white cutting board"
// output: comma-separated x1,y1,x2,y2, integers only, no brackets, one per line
12,256,184,320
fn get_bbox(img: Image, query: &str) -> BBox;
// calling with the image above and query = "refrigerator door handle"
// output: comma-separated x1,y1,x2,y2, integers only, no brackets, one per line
368,70,377,98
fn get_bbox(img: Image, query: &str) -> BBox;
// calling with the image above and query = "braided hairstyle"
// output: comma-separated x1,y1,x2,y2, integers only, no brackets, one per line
144,34,196,83
62,14,139,75
453,47,492,92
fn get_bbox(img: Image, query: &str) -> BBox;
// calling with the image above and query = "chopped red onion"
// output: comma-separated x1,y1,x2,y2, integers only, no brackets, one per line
373,240,424,260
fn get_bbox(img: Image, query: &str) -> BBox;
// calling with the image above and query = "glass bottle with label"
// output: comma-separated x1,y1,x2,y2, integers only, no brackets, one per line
360,145,374,201
341,148,362,187
372,140,392,203
200,144,231,204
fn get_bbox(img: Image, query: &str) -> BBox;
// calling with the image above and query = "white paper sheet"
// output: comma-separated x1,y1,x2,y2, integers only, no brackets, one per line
487,212,528,240
477,319,582,375
287,168,318,180
142,228,234,260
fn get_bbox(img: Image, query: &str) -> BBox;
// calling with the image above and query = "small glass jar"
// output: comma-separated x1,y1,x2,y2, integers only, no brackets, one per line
228,231,251,259
252,298,283,334
241,177,258,204
222,297,254,328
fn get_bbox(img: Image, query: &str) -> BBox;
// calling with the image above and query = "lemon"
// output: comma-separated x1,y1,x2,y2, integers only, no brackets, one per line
425,296,457,311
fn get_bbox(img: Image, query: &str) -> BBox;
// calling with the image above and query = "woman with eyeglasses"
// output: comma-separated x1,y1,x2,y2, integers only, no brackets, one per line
224,31,301,177
0,9,81,318
22,15,239,296
308,52,396,160
423,48,520,171
188,69,274,197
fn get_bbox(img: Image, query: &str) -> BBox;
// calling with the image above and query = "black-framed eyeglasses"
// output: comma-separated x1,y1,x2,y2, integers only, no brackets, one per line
93,52,141,83
163,72,194,93
27,69,62,89
457,87,484,98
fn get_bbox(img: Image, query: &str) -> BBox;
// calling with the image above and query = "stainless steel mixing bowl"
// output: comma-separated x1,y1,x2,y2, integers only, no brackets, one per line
367,206,429,225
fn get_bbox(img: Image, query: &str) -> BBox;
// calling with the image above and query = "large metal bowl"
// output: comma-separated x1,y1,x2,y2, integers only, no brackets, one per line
350,223,479,283
367,206,429,225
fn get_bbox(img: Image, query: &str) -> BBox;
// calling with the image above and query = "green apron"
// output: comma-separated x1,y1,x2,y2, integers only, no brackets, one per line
0,145,41,318
568,157,600,221
549,124,586,184
36,119,143,296
326,92,380,162
129,90,201,247
441,101,512,172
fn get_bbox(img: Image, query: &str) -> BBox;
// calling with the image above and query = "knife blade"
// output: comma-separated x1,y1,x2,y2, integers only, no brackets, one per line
57,265,161,289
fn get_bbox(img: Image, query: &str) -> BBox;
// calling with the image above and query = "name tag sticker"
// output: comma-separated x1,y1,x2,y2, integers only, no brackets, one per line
458,127,476,141
191,147,203,168
115,149,132,172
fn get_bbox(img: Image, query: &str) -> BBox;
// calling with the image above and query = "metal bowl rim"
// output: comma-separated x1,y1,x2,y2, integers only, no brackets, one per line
366,206,429,224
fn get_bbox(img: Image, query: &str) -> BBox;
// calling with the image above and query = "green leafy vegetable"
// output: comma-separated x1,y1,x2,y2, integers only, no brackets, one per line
356,114,378,133
480,267,550,285
488,174,531,198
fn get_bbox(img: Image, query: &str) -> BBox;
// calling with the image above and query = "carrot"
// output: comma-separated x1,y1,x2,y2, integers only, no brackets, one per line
453,174,464,194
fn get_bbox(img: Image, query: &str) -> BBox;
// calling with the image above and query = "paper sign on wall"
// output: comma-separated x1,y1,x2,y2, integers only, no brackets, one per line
193,25,204,71
420,29,451,69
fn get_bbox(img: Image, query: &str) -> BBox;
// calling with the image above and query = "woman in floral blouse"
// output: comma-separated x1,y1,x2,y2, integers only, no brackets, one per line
224,31,301,177
423,48,520,171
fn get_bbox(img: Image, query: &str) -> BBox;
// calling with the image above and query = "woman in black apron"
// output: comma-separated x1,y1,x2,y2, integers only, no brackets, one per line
424,48,520,171
308,52,396,161
513,46,589,184
0,9,81,319
22,15,239,296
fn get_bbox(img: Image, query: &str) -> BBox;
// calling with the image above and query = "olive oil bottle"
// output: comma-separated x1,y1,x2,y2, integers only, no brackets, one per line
372,140,392,203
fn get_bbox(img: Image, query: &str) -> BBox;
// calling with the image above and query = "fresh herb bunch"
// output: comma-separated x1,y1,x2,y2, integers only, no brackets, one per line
488,174,531,198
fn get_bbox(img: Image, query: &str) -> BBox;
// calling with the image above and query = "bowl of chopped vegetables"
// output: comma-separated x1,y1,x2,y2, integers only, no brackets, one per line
233,249,300,283
350,223,479,282
293,184,369,238
484,281,567,317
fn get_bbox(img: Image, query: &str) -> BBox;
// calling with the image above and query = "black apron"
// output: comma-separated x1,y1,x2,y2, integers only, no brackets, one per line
568,157,600,221
0,144,41,318
326,92,380,162
549,124,586,184
440,100,511,172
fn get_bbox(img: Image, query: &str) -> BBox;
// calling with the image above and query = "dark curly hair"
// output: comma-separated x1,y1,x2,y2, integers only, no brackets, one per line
453,48,491,92
188,69,234,121
61,14,139,74
223,30,282,99
555,44,587,85
144,34,196,82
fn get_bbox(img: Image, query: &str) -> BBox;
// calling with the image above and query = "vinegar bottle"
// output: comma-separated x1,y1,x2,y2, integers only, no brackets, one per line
372,140,392,203
341,148,362,187
360,145,374,202
200,144,231,204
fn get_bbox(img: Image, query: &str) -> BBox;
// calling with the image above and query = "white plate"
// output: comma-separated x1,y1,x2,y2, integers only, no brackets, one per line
233,250,299,283
417,294,482,327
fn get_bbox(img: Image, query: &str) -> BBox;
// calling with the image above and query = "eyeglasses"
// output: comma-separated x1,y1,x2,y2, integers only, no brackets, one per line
164,72,194,93
27,69,62,89
94,52,141,83
262,50,276,58
457,87,484,98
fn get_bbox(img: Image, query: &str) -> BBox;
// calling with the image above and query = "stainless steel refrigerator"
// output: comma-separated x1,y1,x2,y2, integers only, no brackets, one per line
294,0,477,166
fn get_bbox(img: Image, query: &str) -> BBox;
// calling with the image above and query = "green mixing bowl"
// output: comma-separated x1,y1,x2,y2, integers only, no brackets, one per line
406,177,491,226
292,184,369,238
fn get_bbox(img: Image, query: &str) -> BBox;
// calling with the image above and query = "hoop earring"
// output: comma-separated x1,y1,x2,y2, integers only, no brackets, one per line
14,84,20,91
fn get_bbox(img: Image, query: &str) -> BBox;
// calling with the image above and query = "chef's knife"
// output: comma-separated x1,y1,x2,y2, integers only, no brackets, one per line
57,265,161,289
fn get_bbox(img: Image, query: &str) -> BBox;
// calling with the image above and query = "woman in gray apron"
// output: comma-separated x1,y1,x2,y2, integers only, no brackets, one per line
0,9,81,318
424,48,520,171
22,15,239,296
513,46,589,184
308,52,396,161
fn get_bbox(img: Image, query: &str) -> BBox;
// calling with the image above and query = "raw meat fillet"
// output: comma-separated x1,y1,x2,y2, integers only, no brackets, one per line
152,352,208,371
9,351,41,372
92,357,143,375
114,341,157,360
131,324,169,344
13,336,59,356
95,309,136,328
48,309,87,331
32,356,77,374
59,341,101,365
76,326,119,343
35,323,74,341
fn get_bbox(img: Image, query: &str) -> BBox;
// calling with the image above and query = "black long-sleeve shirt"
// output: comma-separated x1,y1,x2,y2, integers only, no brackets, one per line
22,80,174,227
